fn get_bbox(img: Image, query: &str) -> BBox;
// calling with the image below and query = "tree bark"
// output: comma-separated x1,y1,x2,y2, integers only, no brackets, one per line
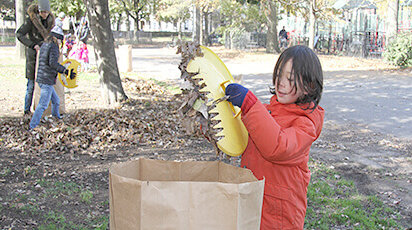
265,1,280,53
83,0,128,106
199,10,204,45
387,0,399,43
15,0,26,60
204,12,209,45
309,0,316,50
193,5,201,42
177,18,182,40
116,13,122,31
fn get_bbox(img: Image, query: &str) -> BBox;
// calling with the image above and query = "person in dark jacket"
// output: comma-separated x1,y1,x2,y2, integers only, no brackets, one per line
29,28,76,130
279,26,288,49
16,0,55,116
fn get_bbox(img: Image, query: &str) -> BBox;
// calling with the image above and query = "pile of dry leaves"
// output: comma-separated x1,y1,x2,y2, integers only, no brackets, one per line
0,78,206,155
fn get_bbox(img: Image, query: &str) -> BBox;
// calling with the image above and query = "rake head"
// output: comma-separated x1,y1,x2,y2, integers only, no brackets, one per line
58,59,80,88
178,42,248,157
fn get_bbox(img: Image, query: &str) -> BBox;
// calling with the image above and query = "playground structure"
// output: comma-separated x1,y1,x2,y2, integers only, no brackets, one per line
241,0,411,57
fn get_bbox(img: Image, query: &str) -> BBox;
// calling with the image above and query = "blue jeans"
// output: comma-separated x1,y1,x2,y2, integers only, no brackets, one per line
29,83,61,129
24,79,35,112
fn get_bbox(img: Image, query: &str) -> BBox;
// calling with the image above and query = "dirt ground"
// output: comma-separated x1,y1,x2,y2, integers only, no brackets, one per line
0,46,411,229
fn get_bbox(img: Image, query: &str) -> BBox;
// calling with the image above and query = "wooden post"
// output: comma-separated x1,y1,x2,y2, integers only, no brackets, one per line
118,45,132,72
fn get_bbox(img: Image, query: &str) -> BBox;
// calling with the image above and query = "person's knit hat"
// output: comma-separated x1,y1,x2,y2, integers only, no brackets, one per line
51,25,64,40
38,0,50,12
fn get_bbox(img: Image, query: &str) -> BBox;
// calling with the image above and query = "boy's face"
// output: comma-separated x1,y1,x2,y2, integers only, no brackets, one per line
275,59,304,104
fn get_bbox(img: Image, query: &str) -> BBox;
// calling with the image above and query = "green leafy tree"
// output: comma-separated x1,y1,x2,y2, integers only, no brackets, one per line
113,0,151,32
109,0,126,31
156,0,191,39
194,0,220,44
219,0,265,48
383,32,412,67
50,0,85,19
260,0,339,51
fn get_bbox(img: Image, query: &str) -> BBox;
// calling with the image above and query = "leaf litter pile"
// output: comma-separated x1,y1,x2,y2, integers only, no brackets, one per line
0,77,211,156
1,42,230,160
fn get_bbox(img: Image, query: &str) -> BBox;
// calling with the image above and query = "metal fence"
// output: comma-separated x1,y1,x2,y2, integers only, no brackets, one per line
0,28,15,45
1,25,386,58
313,31,385,58
224,31,266,50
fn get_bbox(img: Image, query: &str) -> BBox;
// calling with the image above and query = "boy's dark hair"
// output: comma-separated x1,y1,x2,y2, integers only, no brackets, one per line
270,45,323,110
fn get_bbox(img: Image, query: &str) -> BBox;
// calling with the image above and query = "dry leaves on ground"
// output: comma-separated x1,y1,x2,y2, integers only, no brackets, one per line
0,78,208,155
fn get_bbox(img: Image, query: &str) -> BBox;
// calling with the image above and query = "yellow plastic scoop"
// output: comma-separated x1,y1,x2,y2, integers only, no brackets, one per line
58,59,80,88
187,46,248,157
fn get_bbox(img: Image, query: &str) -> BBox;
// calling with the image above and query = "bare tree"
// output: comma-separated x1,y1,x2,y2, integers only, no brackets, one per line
83,0,128,105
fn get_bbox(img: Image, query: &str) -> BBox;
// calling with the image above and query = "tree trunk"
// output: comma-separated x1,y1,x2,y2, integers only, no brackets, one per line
203,13,210,45
265,1,280,53
116,13,122,31
309,0,316,50
177,18,182,40
15,0,26,60
126,17,131,39
83,0,128,106
199,10,204,45
387,0,399,43
134,17,140,41
193,5,201,42
134,17,140,31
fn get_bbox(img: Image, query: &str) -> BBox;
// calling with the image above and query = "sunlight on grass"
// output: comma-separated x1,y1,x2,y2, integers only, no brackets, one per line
31,179,108,229
149,77,182,95
305,160,402,229
0,59,25,81
80,190,93,204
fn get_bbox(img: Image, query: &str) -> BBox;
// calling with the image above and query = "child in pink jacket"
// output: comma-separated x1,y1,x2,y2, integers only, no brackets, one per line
225,45,324,229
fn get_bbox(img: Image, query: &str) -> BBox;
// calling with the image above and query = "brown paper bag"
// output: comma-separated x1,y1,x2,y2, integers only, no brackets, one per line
109,158,265,230
33,52,66,116
33,79,66,115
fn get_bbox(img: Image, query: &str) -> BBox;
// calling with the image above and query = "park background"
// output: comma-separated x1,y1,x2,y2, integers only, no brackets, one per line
1,0,412,229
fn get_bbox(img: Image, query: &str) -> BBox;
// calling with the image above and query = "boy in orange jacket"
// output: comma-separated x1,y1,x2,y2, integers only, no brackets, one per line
225,45,324,229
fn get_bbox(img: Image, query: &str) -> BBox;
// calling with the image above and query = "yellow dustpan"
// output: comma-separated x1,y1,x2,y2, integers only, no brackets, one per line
58,59,80,88
187,46,248,157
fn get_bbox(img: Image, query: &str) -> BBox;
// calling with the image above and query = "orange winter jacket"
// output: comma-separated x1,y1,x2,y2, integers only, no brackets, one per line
240,95,324,230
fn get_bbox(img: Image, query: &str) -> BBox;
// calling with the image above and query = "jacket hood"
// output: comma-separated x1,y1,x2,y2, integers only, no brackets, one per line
27,4,55,40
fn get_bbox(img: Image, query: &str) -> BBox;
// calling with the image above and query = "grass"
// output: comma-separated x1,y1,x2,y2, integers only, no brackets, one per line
80,190,93,204
0,58,25,81
149,77,182,95
0,167,11,177
305,159,402,229
17,179,108,229
37,179,81,197
77,71,99,82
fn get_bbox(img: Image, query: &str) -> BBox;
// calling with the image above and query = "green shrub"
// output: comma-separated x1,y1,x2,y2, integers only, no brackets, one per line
383,32,412,67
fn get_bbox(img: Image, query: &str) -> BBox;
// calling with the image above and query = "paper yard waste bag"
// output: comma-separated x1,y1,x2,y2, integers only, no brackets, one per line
109,158,265,230
33,52,66,115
